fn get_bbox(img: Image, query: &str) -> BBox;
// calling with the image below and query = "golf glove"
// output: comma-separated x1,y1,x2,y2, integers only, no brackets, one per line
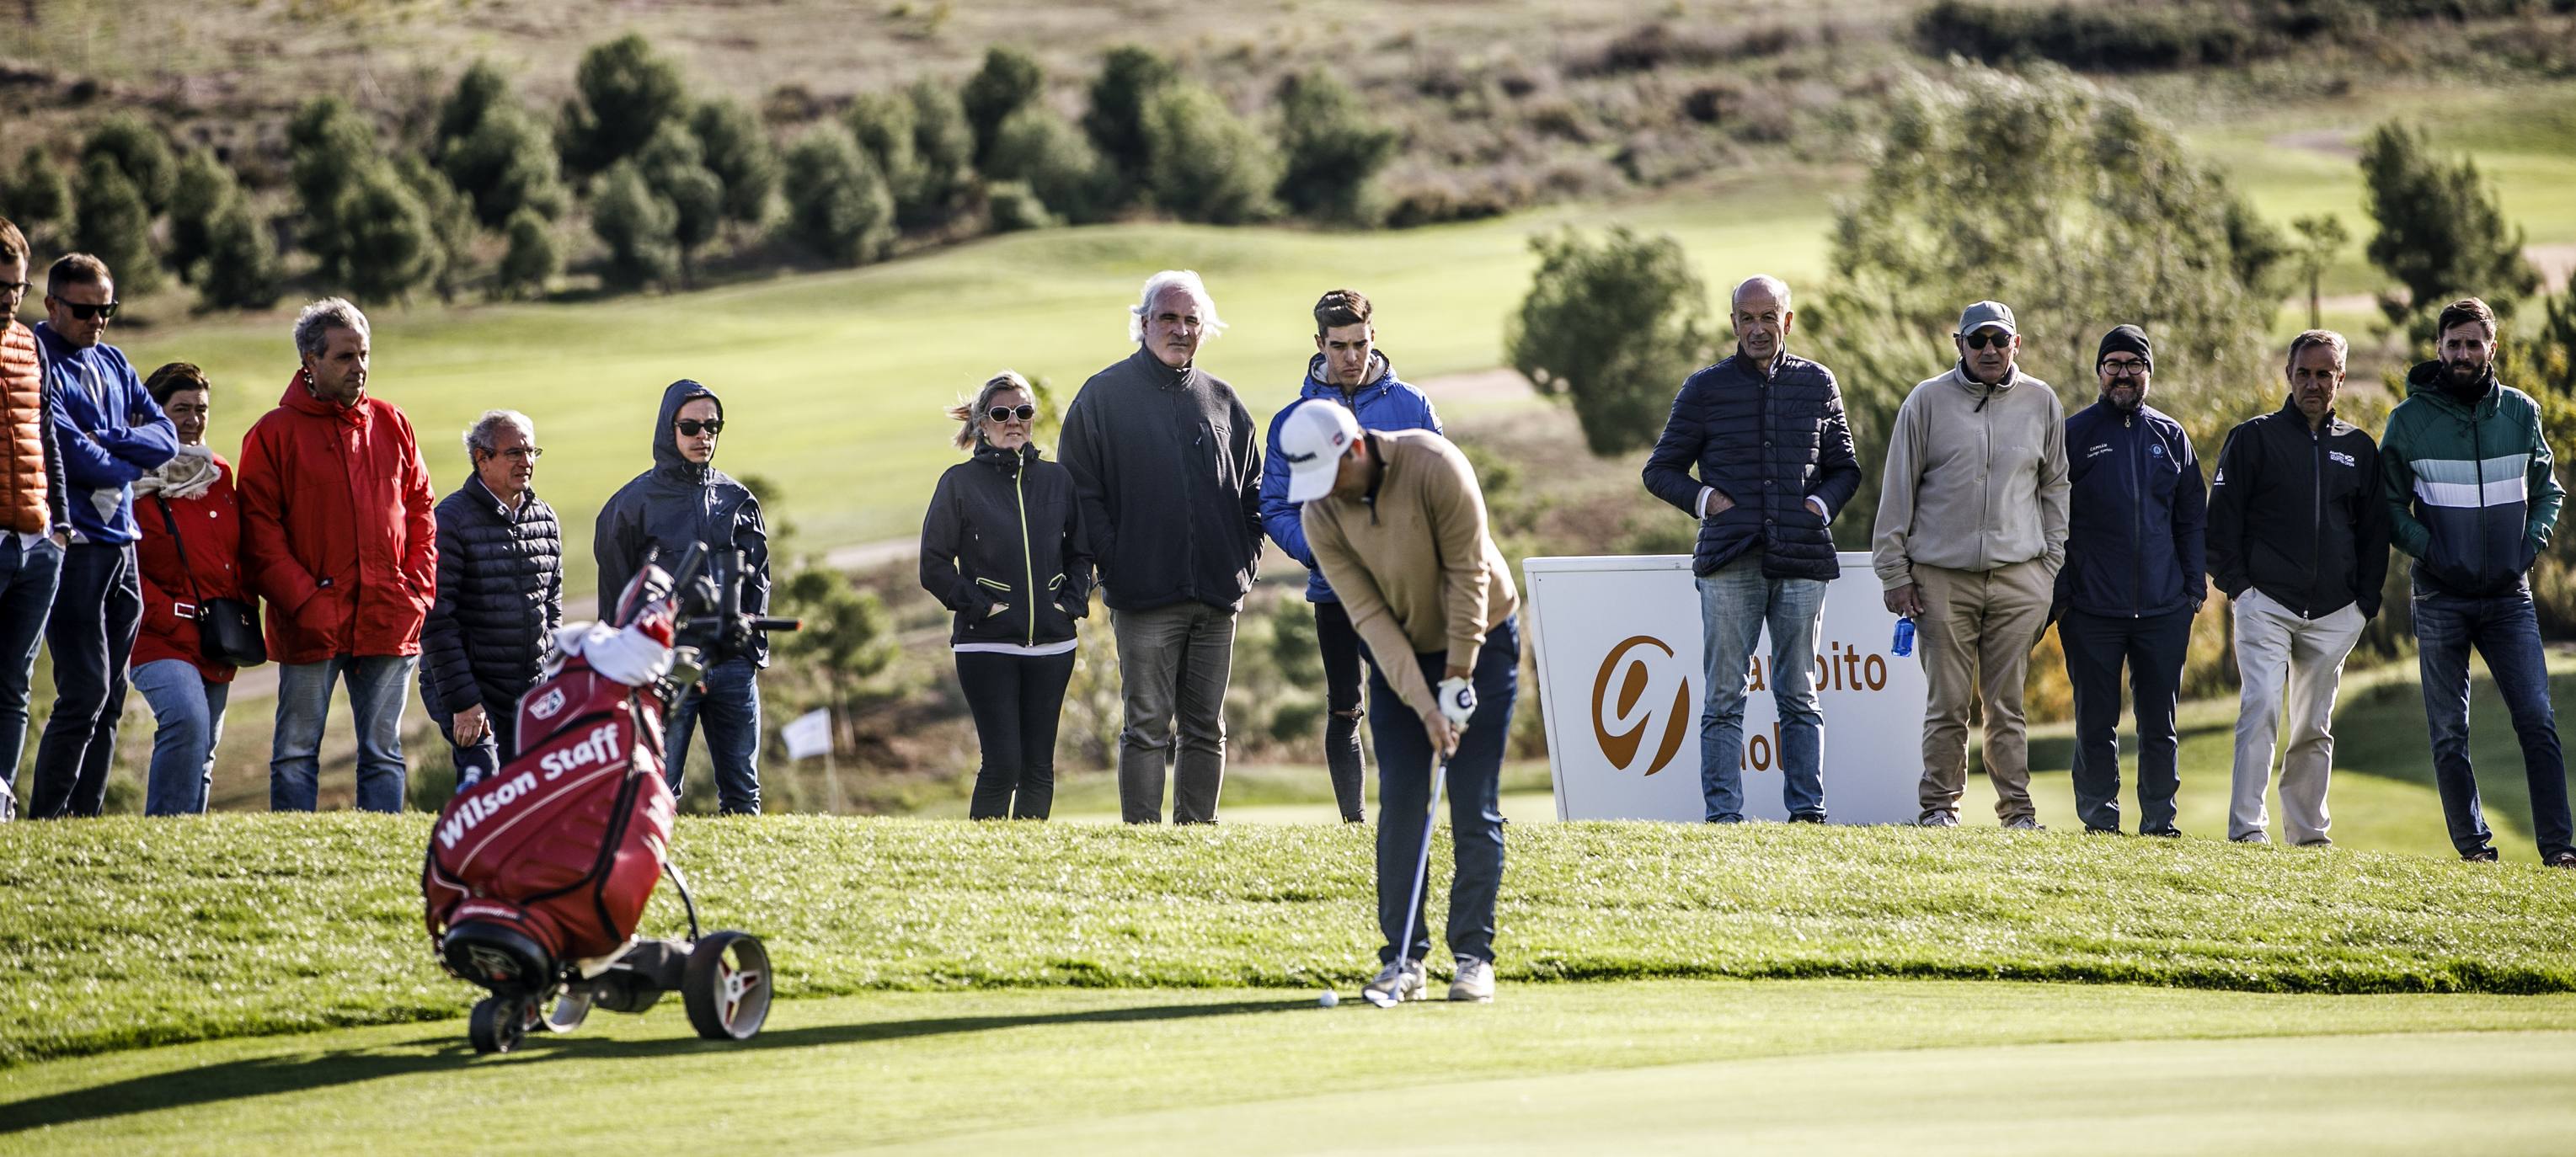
1435,677,1477,728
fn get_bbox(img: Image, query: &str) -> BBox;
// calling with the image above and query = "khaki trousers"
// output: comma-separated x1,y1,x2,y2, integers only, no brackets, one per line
1912,559,2053,823
2227,591,2364,845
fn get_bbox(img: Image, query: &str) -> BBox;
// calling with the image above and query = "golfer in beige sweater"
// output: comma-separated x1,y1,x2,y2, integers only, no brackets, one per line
1282,398,1518,1005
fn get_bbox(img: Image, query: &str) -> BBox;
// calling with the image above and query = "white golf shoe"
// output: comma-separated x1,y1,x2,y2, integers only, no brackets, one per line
1448,957,1494,1003
1361,958,1426,1006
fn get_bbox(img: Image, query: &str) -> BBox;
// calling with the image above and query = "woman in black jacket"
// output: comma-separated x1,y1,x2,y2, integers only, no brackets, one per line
420,409,564,792
921,371,1093,819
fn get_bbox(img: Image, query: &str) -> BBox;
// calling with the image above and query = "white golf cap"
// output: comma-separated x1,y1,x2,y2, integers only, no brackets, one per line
1280,398,1362,504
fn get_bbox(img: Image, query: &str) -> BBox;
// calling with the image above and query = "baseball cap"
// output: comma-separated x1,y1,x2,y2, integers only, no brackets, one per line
1956,300,2017,336
1280,398,1361,504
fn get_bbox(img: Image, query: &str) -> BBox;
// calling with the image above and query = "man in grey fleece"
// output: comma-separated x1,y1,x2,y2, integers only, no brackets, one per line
1059,270,1264,824
1872,301,2071,829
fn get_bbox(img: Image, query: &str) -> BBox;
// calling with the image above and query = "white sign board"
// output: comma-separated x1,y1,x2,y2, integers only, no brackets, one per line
1524,553,1927,824
781,707,833,761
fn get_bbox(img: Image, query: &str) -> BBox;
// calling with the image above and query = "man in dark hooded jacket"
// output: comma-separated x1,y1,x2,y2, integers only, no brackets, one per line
596,379,772,815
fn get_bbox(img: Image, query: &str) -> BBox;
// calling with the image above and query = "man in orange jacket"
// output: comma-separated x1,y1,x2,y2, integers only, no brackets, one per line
237,298,437,812
0,217,70,822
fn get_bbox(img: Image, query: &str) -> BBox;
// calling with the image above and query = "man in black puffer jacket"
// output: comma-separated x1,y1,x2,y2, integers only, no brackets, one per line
420,409,563,792
1642,275,1863,824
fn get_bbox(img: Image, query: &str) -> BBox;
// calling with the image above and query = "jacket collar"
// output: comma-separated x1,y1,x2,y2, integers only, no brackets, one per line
971,440,1041,472
462,472,537,520
1947,361,2022,395
1130,344,1193,388
1300,349,1394,402
282,368,369,427
2274,393,2347,433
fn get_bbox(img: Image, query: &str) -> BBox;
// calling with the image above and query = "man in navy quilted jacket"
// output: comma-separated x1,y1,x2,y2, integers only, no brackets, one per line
1642,276,1862,824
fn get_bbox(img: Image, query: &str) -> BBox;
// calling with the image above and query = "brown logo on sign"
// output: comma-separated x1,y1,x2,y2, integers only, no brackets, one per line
1592,635,1692,776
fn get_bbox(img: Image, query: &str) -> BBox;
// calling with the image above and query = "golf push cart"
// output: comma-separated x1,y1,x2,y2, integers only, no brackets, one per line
422,546,796,1054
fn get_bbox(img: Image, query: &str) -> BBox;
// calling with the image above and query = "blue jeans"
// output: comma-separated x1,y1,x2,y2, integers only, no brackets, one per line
2413,591,2575,858
1368,616,1517,968
666,658,762,815
131,658,228,816
31,541,139,818
1695,556,1828,822
0,535,64,813
270,654,416,813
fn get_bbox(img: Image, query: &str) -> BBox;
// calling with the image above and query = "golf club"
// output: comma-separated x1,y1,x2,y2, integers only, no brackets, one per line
1365,749,1451,1008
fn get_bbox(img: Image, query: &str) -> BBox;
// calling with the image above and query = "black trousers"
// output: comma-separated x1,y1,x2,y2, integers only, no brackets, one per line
957,648,1078,820
2060,606,2192,834
31,542,141,818
1315,600,1367,823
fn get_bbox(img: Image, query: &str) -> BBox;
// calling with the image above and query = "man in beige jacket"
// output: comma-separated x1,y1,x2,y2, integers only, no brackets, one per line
1872,301,2071,829
1285,397,1518,1006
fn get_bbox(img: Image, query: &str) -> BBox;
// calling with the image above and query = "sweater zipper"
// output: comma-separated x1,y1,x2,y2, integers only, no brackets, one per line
2127,412,2143,617
2306,425,2323,618
1016,454,1035,648
2471,398,2486,587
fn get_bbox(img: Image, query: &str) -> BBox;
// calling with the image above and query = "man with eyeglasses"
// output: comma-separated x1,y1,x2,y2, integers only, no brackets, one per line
596,379,772,815
1060,269,1264,824
239,297,437,813
2055,325,2205,837
0,219,73,821
1873,300,2069,830
26,253,176,818
420,409,562,793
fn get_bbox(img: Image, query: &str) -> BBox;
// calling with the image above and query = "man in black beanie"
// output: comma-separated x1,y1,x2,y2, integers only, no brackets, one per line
2055,323,2206,835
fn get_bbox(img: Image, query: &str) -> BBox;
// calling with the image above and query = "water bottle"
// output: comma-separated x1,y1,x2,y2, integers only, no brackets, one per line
1892,616,1915,658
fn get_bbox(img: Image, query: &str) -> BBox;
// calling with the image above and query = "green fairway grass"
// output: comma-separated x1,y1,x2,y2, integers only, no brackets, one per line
3,980,2571,1154
5,811,2573,1068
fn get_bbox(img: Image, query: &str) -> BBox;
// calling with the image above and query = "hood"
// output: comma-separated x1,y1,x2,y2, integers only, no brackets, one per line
970,440,1042,473
2404,359,2498,412
1300,349,1394,398
281,368,367,426
653,378,724,476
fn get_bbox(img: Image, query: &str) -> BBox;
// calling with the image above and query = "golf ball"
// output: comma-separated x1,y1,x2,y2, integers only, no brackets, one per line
1317,990,1339,1008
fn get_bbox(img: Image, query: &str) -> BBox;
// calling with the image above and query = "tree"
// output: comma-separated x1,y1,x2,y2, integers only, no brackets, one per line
635,125,725,286
1082,45,1176,198
167,150,237,285
193,191,282,312
559,33,689,179
1505,226,1716,456
984,106,1110,224
2360,120,2541,325
960,45,1045,168
287,97,382,285
902,79,977,230
436,59,512,152
398,155,478,301
1140,83,1279,225
846,90,922,216
591,159,681,291
443,104,569,227
3,147,73,250
779,126,895,266
689,98,778,232
79,115,176,215
496,208,561,300
771,564,896,757
1273,69,1398,223
71,156,158,290
2290,213,2350,329
330,165,441,304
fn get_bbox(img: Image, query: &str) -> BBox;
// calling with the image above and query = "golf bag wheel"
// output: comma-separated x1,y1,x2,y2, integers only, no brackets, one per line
682,931,772,1042
542,988,592,1033
470,995,532,1054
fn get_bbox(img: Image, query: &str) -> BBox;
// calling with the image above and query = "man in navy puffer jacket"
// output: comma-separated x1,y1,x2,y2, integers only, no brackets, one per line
2056,325,2207,837
1642,276,1862,824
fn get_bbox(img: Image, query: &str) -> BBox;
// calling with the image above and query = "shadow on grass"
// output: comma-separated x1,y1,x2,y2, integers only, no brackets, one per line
0,996,1311,1133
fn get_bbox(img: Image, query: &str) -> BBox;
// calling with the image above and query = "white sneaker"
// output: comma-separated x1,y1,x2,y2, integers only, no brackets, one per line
2002,816,2044,831
1448,957,1494,1003
1916,809,1959,828
1362,958,1426,1005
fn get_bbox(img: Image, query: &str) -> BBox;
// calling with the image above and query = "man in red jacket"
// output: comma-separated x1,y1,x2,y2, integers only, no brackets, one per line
237,298,437,812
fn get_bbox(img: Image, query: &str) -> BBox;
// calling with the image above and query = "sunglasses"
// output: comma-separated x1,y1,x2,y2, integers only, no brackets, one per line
1961,330,2011,350
986,404,1038,423
674,419,724,437
58,300,118,321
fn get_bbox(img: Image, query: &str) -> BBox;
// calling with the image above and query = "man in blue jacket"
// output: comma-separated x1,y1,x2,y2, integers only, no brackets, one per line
2056,325,2206,837
1259,289,1440,823
1641,275,1861,824
29,253,177,818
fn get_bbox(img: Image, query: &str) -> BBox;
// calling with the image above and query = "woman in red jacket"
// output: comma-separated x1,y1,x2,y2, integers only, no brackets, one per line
131,363,244,815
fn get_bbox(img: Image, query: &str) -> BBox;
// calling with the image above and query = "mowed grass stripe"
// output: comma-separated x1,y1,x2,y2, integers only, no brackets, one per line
3,816,2571,1067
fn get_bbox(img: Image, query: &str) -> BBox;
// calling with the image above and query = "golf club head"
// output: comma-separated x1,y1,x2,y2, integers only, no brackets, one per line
1361,987,1402,1008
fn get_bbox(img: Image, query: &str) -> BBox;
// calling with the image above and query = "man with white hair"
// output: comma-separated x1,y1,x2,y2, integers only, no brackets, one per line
238,298,438,812
419,409,562,792
1059,269,1264,824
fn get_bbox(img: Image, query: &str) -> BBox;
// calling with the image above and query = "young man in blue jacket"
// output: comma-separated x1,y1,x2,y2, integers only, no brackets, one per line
2056,325,2205,837
1259,290,1440,823
29,253,177,818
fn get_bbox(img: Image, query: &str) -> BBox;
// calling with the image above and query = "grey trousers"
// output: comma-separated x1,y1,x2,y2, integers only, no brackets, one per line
1112,601,1237,824
2228,591,2364,845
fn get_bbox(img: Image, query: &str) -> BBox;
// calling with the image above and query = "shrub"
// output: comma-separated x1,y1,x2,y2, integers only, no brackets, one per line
779,126,895,265
166,150,236,285
286,97,382,285
79,115,176,215
1505,226,1715,456
985,180,1059,232
1273,69,1398,224
559,33,689,179
984,106,1111,223
1082,45,1178,198
2360,120,2541,325
71,156,158,290
3,147,73,249
1914,1,2257,72
329,164,441,304
959,45,1045,167
396,155,477,301
635,123,726,285
435,60,511,150
443,104,569,227
591,159,681,291
193,191,281,312
691,98,779,231
496,207,562,300
903,80,978,229
1141,83,1280,225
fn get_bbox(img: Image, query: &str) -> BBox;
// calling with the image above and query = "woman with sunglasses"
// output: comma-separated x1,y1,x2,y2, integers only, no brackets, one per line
920,371,1093,820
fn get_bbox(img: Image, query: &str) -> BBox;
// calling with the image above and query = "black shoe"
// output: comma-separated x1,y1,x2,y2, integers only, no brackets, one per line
2546,850,2576,869
1788,811,1826,824
2085,826,2124,836
2462,847,2501,862
2141,827,2183,839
